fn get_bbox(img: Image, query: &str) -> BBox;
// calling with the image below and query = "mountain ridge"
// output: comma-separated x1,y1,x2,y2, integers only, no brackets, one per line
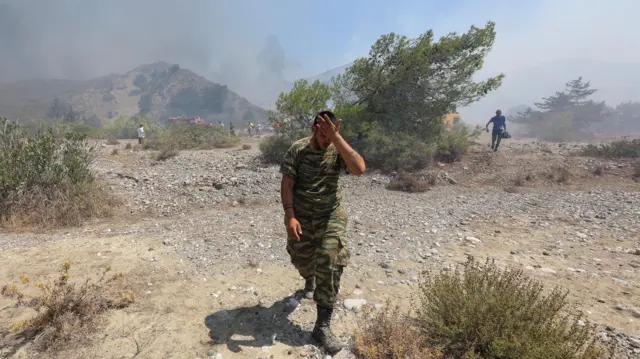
0,61,267,124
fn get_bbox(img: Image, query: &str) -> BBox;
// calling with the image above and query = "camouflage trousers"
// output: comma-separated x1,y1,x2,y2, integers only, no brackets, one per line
285,206,350,309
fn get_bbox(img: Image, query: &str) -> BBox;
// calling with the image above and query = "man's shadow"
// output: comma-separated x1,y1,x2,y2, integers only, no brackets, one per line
204,295,311,353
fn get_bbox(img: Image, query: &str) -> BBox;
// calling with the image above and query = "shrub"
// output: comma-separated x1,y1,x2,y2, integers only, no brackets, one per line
356,131,434,173
143,123,240,150
259,132,308,164
583,138,640,159
258,125,479,173
242,144,252,150
110,148,119,156
353,301,443,359
434,125,482,163
1,261,135,352
154,148,179,161
352,126,479,173
418,257,605,359
634,161,640,179
125,142,132,150
0,118,119,228
386,172,430,193
593,166,604,176
106,136,120,145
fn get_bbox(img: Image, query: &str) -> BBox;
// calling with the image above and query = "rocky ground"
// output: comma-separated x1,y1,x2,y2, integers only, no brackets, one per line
1,135,639,359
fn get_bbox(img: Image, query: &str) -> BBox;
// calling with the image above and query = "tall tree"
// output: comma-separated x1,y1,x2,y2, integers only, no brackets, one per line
332,21,504,140
513,76,609,140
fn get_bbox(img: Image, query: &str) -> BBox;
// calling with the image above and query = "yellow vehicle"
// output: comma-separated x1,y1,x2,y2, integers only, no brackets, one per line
443,113,461,130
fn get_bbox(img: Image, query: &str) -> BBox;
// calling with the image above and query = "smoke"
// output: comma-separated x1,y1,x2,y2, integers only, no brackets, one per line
0,0,296,107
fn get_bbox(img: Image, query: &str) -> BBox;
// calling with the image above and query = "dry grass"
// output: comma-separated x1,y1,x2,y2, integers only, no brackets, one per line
106,136,120,145
593,166,604,176
242,144,252,150
1,261,135,353
427,173,438,186
513,177,525,187
548,166,571,183
247,258,260,268
387,172,430,193
125,143,132,150
153,148,179,161
110,148,119,156
1,184,122,230
353,301,444,359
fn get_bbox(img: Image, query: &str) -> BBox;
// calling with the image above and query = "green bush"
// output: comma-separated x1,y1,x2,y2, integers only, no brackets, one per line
418,257,605,359
583,138,640,159
354,126,479,172
434,125,481,163
143,123,240,150
354,130,434,173
258,124,478,173
0,117,119,228
259,132,309,164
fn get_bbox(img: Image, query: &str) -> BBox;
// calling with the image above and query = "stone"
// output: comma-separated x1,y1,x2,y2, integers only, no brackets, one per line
343,298,367,312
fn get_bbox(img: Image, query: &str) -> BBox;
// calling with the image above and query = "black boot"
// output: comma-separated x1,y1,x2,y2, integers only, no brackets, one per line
312,305,343,354
303,277,315,299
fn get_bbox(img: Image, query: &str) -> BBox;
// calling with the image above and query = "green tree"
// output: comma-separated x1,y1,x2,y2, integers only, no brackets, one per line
268,79,331,132
332,21,503,141
513,77,609,140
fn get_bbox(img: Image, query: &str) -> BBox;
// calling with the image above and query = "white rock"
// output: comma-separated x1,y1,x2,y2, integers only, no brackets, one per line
465,236,482,244
344,298,367,312
539,267,557,275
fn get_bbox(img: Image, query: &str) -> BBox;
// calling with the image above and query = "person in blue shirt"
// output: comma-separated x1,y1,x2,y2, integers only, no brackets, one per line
485,109,507,152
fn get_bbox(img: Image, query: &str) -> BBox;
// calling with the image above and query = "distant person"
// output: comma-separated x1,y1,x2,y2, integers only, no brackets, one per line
137,124,145,145
229,122,235,136
257,123,262,136
486,110,506,152
274,122,281,135
248,122,254,137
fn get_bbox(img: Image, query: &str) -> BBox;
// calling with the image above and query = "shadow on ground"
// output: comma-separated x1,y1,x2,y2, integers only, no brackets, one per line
205,296,311,353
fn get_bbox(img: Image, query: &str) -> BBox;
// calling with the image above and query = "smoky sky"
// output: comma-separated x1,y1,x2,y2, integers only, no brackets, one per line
0,0,292,107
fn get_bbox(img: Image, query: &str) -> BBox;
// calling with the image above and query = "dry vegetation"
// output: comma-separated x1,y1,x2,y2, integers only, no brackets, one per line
0,118,120,229
153,148,179,161
354,257,614,359
386,172,431,193
1,261,135,353
143,122,240,151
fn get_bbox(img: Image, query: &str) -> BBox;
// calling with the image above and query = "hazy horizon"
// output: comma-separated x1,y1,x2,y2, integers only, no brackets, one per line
1,0,639,118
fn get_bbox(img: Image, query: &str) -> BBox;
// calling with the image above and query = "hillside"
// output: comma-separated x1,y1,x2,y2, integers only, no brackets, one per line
0,62,267,124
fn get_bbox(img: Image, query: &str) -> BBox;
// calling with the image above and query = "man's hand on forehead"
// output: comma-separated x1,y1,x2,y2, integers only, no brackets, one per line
315,114,341,138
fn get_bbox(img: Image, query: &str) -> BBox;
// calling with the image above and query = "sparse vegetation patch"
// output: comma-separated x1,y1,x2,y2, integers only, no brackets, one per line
0,117,120,228
1,261,135,352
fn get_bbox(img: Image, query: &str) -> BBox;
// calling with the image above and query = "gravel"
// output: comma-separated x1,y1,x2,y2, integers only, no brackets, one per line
2,140,639,357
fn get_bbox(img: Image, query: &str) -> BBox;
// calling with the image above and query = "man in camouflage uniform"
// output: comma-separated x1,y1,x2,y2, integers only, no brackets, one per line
280,110,366,354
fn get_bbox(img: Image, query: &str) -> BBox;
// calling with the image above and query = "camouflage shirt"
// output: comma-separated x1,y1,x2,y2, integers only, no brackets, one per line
280,137,347,218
